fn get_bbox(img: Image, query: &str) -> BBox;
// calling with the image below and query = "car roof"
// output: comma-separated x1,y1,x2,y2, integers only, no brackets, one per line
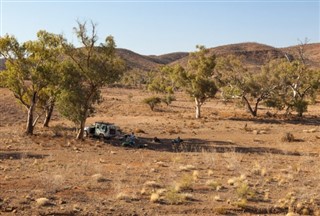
95,122,114,125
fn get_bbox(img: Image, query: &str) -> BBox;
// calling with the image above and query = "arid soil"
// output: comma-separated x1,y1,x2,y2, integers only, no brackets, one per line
1,87,320,216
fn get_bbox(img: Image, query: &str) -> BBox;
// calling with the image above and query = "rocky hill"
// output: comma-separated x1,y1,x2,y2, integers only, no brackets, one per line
171,42,320,70
116,48,188,71
0,43,319,72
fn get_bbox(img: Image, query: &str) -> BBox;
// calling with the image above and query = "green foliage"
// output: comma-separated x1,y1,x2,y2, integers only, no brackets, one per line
161,94,176,106
60,21,125,139
216,55,268,116
120,69,148,88
147,65,183,94
143,96,161,111
264,59,320,117
176,45,218,118
0,31,64,134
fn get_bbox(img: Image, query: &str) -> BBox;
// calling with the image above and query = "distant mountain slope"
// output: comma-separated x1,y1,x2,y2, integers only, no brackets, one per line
147,52,189,65
116,48,162,71
1,43,319,72
116,48,188,71
171,42,320,69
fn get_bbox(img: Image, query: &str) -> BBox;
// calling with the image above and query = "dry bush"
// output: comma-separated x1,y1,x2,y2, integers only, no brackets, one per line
206,180,221,190
282,132,295,142
192,170,200,181
164,189,189,205
150,193,160,203
144,180,162,189
116,192,137,202
236,182,255,200
175,174,194,192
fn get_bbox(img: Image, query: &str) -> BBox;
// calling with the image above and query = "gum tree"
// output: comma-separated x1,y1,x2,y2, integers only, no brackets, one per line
0,31,64,135
264,59,320,117
58,21,124,139
215,55,276,117
177,45,218,118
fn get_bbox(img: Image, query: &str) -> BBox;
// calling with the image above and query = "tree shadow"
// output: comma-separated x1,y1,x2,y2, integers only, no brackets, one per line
112,136,317,157
229,115,320,126
0,152,49,160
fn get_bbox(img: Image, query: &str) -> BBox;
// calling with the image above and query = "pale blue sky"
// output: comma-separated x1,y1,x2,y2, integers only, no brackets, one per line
0,0,319,55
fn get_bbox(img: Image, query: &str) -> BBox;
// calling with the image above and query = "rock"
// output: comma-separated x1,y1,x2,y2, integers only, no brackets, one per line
92,173,108,182
36,198,51,206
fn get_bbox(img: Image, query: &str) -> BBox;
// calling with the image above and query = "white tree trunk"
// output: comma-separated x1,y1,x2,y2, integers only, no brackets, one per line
76,119,86,140
195,98,201,119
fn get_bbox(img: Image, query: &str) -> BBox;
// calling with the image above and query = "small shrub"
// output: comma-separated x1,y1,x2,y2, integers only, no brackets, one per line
150,193,160,203
235,198,248,208
116,192,134,202
143,180,162,189
143,96,161,111
175,174,194,192
192,170,200,181
282,132,295,142
164,189,187,205
206,180,221,190
236,182,255,200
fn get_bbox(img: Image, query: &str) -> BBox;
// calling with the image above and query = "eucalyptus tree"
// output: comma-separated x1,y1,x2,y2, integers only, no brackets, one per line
146,64,183,106
215,55,274,117
264,59,320,117
59,21,125,139
0,31,64,135
176,45,218,118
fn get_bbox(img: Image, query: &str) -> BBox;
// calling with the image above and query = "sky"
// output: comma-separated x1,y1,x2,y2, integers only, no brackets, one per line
0,0,319,55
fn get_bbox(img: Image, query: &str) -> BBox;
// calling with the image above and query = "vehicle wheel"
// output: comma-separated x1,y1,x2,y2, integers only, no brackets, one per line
84,131,88,138
99,134,105,142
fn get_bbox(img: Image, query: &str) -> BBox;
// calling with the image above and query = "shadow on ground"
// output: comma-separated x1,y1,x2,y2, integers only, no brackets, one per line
0,152,49,160
229,115,320,126
114,137,318,157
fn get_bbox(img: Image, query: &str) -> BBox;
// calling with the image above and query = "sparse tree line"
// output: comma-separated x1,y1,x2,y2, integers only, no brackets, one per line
0,21,319,138
145,44,320,119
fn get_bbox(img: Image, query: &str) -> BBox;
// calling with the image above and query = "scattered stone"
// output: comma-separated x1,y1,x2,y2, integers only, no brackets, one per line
36,198,51,206
303,128,317,133
92,173,108,182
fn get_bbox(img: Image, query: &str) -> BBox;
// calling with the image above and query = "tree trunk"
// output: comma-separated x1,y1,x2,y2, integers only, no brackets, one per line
242,96,258,117
76,119,86,140
26,92,37,135
43,103,54,127
195,97,201,119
